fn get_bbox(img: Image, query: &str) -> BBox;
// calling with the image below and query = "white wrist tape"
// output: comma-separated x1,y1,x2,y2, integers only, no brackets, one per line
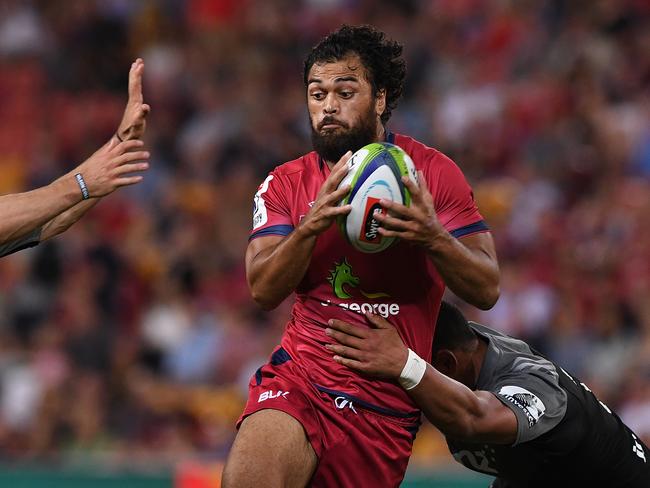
398,348,427,390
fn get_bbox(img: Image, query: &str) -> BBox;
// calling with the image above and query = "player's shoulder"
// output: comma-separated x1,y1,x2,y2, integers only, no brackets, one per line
270,151,320,178
392,132,458,171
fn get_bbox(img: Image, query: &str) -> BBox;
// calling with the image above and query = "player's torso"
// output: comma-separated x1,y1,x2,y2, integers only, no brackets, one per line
278,149,444,413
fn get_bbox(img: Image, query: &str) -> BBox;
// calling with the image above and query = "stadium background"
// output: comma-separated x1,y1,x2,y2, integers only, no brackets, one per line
1,0,649,486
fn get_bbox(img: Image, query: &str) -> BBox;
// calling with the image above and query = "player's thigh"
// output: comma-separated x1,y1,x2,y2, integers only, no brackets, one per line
222,408,317,488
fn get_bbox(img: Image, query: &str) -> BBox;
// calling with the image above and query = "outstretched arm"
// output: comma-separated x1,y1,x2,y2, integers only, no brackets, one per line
325,314,516,444
0,139,148,246
41,58,151,242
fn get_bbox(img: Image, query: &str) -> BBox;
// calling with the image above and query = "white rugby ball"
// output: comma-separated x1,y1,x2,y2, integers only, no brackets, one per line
337,142,417,253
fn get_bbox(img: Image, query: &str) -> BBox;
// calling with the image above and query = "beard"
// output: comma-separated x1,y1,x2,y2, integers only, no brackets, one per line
310,105,378,163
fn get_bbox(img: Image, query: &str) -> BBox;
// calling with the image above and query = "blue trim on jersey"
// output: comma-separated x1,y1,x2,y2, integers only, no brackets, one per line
254,348,292,386
314,384,420,419
270,347,292,366
249,224,294,241
451,220,489,239
386,130,395,144
405,421,421,440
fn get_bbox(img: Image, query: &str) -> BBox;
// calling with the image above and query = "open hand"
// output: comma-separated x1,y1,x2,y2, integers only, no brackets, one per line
325,312,408,379
374,170,446,251
298,151,353,237
116,58,150,141
74,139,150,197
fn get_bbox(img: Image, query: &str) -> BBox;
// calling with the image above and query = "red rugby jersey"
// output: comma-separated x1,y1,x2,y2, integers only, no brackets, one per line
250,132,488,414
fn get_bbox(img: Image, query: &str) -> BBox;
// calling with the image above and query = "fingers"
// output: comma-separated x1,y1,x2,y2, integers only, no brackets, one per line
325,343,364,360
332,354,365,372
326,184,352,205
333,150,353,171
128,58,144,103
325,328,365,349
378,198,410,219
327,319,369,338
112,139,145,155
374,211,412,232
114,175,144,187
114,150,150,166
323,151,352,191
364,312,393,329
115,162,150,175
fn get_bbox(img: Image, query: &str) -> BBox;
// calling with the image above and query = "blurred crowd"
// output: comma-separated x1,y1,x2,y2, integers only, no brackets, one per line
0,0,649,470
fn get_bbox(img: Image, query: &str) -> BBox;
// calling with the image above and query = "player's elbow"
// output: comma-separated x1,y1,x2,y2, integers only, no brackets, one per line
475,285,500,310
435,413,479,441
249,287,282,311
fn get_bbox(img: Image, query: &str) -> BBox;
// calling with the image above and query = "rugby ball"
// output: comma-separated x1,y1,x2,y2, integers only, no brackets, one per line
337,142,417,253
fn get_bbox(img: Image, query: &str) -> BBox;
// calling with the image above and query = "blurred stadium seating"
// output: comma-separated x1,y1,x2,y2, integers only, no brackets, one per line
0,0,649,485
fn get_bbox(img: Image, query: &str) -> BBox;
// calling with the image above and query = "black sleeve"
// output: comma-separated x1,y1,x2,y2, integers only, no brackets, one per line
491,366,568,446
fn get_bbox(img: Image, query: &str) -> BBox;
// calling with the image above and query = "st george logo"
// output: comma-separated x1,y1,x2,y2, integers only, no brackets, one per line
324,259,399,317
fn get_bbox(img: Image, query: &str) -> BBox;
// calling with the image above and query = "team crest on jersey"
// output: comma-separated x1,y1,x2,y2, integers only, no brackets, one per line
327,259,389,300
323,259,399,317
498,386,546,427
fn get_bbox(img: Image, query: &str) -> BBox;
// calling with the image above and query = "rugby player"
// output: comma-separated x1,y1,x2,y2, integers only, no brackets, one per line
223,26,500,487
326,301,650,487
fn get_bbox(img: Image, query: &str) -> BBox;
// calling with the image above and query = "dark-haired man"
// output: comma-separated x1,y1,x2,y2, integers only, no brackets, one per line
223,25,500,487
325,302,650,487
0,59,150,258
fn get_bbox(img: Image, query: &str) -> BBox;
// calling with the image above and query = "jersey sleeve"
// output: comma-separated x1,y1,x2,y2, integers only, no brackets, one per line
426,153,489,239
0,227,41,258
491,360,568,446
250,170,294,240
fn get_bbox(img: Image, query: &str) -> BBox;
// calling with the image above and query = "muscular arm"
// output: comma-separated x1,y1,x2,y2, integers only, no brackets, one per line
325,314,516,444
40,198,101,242
246,230,318,310
408,365,516,443
0,173,82,246
246,153,352,310
0,59,150,254
376,173,499,310
427,232,499,310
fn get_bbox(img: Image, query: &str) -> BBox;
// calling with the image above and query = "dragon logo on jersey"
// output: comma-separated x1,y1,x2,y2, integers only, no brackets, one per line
323,259,397,317
327,259,360,299
327,259,390,300
498,386,546,427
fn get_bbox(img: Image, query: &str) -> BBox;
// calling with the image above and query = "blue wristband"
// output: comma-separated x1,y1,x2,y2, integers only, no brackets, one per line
75,173,90,200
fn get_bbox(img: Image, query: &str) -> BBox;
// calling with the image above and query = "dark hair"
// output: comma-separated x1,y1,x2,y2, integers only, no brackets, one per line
433,301,478,355
303,25,406,124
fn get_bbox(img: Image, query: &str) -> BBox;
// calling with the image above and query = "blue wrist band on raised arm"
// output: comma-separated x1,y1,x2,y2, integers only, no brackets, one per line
75,173,90,200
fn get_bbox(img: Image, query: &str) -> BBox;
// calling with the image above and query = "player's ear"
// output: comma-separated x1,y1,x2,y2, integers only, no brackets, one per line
375,89,386,119
432,350,458,377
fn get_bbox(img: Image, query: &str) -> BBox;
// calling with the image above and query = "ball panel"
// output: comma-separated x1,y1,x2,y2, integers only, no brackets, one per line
345,164,402,253
336,142,417,253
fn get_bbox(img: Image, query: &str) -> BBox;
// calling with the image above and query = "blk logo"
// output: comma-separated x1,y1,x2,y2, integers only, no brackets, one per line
258,390,289,403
